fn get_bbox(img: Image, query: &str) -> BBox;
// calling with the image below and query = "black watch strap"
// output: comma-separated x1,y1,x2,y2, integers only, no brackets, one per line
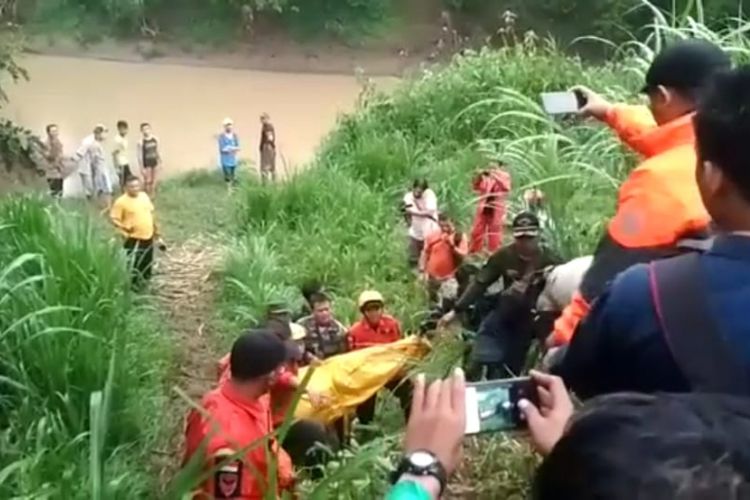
390,450,447,496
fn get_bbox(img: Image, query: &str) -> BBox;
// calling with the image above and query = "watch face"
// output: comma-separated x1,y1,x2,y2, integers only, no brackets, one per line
410,451,436,468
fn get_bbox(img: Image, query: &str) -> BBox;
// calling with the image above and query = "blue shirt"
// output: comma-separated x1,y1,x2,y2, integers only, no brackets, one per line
557,234,750,399
218,133,239,168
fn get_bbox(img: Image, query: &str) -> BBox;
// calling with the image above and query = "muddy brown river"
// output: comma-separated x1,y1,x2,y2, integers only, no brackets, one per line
4,54,394,187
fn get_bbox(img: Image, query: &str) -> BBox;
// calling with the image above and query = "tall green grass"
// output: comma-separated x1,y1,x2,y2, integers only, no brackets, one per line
217,3,750,497
0,197,170,498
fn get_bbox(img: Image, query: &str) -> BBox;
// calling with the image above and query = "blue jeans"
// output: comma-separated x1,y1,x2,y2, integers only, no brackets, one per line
222,165,237,184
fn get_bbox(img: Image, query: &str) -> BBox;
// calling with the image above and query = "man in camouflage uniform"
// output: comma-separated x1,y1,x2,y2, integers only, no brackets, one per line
296,292,348,361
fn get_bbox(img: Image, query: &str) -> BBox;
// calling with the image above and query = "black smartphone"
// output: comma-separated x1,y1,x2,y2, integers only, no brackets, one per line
465,377,539,434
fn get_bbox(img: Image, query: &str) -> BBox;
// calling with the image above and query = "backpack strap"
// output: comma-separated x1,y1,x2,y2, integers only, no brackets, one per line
649,252,750,394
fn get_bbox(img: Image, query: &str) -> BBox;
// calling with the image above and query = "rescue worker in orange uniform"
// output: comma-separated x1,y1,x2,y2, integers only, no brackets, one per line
348,290,411,429
184,330,295,499
215,325,333,470
549,40,731,347
470,161,512,254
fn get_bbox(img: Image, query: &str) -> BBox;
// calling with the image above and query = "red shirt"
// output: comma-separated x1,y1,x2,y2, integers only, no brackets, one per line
473,169,511,212
216,354,299,427
423,231,469,280
348,314,402,350
183,381,294,499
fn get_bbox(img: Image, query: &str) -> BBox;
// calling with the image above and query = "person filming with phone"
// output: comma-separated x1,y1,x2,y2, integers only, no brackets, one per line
547,40,731,350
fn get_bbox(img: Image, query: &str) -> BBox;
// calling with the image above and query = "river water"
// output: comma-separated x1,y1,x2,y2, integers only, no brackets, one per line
3,54,391,189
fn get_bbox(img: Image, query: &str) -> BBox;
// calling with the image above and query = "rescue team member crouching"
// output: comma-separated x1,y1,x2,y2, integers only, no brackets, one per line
349,290,412,427
442,213,560,380
185,331,295,499
550,40,732,347
110,177,163,288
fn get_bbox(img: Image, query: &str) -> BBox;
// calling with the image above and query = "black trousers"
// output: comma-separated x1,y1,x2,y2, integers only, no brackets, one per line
282,419,337,476
47,178,63,198
356,377,412,426
124,237,154,286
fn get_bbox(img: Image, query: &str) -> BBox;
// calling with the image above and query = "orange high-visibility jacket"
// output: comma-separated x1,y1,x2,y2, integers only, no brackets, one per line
551,105,710,346
183,381,294,499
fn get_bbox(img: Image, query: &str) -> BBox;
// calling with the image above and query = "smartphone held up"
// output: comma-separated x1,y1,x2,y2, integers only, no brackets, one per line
465,377,539,435
540,90,588,115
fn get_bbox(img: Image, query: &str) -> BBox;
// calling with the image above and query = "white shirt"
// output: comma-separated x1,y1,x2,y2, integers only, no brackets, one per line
113,134,130,167
403,189,438,240
536,255,594,312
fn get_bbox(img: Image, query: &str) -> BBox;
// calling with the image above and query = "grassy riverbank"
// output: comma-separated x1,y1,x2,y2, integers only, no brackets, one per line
1,3,748,498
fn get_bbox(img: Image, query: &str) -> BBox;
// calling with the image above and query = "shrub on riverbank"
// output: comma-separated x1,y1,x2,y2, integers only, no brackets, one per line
0,197,169,498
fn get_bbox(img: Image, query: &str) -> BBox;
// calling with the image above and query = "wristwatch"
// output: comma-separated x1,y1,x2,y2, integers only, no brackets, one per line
391,450,447,496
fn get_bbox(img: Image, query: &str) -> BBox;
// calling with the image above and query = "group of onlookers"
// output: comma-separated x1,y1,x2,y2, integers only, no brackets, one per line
41,120,162,204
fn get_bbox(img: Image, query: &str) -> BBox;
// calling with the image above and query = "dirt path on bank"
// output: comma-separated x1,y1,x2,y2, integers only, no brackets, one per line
150,235,225,487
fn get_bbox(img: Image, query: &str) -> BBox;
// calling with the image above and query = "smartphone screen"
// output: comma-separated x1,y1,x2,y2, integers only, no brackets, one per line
541,91,580,115
465,377,538,434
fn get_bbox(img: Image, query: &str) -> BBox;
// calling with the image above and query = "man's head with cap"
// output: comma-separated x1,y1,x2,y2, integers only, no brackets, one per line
229,329,296,393
513,211,541,255
643,39,730,125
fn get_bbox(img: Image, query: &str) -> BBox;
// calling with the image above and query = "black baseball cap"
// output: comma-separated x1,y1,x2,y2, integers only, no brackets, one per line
642,40,731,94
229,329,298,381
512,212,541,238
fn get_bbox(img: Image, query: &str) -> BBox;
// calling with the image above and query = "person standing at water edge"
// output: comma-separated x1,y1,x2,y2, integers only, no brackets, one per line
137,123,160,197
110,177,161,287
43,124,65,198
76,124,112,206
113,120,133,190
470,161,511,254
259,113,276,183
219,117,241,186
403,179,439,270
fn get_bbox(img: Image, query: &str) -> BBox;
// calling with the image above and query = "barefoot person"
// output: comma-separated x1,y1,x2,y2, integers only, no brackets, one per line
260,113,276,184
110,177,162,288
219,117,241,186
137,123,161,197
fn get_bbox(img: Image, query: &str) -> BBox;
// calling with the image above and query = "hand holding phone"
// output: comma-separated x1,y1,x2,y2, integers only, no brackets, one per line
518,370,575,455
465,377,540,434
540,91,587,115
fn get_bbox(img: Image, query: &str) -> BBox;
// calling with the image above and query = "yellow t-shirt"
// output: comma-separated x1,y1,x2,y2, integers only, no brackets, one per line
110,192,155,240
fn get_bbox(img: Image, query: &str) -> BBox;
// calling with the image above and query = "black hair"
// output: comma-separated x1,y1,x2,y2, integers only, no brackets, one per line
117,120,128,129
533,392,750,500
229,330,287,381
695,67,750,203
45,123,57,134
140,122,150,130
438,212,453,222
301,280,324,303
125,176,140,184
309,292,331,308
412,178,429,190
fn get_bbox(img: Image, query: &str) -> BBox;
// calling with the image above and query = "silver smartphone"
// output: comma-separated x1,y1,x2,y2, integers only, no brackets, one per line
541,91,586,115
465,377,538,435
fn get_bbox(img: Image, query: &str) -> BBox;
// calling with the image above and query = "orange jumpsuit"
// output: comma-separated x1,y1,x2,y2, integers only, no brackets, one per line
470,169,511,254
551,105,710,346
183,380,294,499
